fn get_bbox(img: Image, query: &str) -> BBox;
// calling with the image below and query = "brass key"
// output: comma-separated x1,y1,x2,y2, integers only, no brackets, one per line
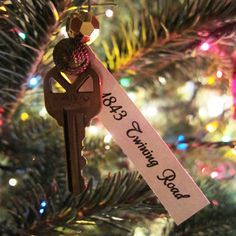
44,67,101,195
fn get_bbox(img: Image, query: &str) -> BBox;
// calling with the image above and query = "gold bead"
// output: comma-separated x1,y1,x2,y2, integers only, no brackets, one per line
66,11,99,43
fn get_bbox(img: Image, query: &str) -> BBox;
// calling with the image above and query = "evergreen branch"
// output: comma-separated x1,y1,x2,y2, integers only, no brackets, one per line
168,177,236,235
0,0,118,122
4,165,234,235
100,0,236,83
1,117,60,145
0,0,87,120
5,171,155,235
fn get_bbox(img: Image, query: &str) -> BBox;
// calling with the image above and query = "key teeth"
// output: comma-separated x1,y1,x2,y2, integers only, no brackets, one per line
77,154,87,195
80,142,87,168
80,155,87,168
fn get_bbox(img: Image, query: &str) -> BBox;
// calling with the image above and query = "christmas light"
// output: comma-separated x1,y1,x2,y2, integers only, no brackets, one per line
39,107,47,118
177,135,185,142
232,75,236,119
105,145,110,150
88,125,98,135
18,32,26,40
207,95,224,117
127,92,136,102
40,200,47,208
216,70,223,79
0,6,6,11
177,81,195,101
210,171,219,179
9,178,18,186
211,199,219,206
20,112,29,121
206,121,218,133
177,143,188,150
158,76,167,85
38,199,47,215
105,9,114,18
120,77,132,87
28,75,41,88
104,133,112,143
198,107,208,118
39,208,45,214
201,166,208,174
200,42,210,51
142,106,158,118
207,76,215,85
222,136,231,142
232,147,236,155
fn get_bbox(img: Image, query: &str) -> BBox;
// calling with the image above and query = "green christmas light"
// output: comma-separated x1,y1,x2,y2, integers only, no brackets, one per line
18,32,26,40
119,77,132,87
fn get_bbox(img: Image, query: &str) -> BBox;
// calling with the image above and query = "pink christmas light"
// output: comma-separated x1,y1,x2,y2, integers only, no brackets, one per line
233,75,236,119
200,165,208,174
200,42,210,51
211,200,219,206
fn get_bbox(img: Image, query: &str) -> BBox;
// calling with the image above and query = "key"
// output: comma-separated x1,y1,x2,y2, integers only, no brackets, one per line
44,66,101,195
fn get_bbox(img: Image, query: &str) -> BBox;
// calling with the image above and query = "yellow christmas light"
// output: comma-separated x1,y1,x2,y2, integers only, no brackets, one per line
0,6,7,11
207,75,215,85
232,147,236,155
20,112,29,121
206,121,218,133
224,146,236,159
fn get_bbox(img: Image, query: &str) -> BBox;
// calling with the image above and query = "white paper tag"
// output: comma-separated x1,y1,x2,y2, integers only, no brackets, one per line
88,48,209,225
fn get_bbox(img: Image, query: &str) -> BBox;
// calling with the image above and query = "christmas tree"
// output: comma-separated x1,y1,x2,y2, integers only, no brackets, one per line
1,0,236,235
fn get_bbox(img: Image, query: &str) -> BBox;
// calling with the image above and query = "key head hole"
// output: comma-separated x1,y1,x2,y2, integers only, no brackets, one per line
49,77,66,93
78,76,94,92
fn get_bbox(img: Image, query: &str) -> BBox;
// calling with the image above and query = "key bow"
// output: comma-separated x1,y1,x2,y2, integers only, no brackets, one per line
44,66,101,126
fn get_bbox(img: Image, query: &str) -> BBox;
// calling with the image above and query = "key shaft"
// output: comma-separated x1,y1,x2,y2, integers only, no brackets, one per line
64,108,86,195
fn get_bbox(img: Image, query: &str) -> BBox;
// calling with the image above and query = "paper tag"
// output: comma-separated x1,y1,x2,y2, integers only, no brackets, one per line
88,48,209,225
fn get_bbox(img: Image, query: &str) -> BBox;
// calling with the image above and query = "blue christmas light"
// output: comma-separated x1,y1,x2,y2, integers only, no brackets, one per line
177,143,188,151
39,200,47,215
39,208,45,214
28,75,41,88
178,134,185,142
40,200,47,208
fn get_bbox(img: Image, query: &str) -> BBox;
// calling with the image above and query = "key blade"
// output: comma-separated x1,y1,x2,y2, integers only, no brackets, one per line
64,109,86,195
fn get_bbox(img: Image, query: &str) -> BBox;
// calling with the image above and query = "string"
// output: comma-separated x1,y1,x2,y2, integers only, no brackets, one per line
87,0,91,12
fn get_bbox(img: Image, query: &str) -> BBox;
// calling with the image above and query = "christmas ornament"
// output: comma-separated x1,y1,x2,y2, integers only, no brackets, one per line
44,11,101,195
66,11,99,43
53,38,90,74
44,10,209,225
